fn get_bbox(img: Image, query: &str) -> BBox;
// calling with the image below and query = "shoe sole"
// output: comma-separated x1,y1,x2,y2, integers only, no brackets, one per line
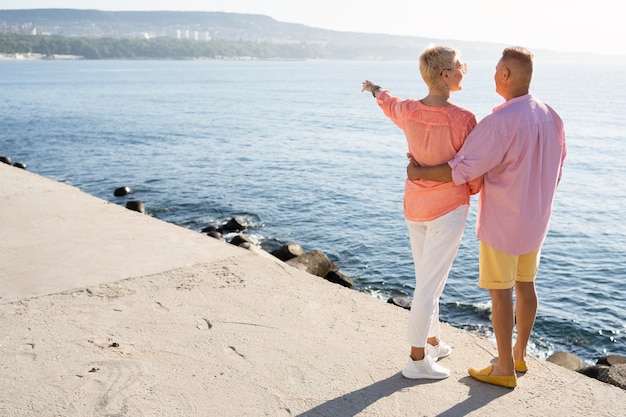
401,371,450,380
429,352,451,360
427,345,452,360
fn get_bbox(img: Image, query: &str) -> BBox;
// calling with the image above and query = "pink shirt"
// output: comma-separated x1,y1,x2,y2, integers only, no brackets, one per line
449,94,567,255
377,89,480,221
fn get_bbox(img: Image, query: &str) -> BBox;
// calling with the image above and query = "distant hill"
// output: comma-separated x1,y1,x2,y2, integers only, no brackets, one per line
0,9,596,60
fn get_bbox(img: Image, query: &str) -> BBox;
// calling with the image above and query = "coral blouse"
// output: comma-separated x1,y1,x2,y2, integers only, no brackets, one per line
377,89,480,221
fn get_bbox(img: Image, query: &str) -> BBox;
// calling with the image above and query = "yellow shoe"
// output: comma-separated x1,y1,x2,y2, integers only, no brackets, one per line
515,359,528,373
468,364,517,388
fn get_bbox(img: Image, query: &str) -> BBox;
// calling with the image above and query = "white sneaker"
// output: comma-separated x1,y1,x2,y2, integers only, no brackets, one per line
426,341,452,360
401,355,450,380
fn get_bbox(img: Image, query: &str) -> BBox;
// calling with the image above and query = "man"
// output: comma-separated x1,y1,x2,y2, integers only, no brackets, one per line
407,46,567,388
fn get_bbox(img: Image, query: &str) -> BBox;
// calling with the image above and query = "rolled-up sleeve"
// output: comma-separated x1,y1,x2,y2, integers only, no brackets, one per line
449,154,473,185
447,111,508,186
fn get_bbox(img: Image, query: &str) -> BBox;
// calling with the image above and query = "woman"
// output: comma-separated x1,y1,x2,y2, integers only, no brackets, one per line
362,45,481,380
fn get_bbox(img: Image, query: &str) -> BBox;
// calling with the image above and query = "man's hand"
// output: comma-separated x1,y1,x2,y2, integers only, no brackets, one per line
407,154,421,181
406,154,454,183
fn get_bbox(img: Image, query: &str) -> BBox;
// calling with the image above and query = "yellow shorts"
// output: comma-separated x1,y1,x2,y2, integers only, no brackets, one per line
478,241,541,289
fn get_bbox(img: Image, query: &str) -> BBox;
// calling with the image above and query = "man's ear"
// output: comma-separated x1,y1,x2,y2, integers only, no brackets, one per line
501,67,511,81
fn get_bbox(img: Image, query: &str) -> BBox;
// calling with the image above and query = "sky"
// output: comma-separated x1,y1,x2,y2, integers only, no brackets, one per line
2,0,624,56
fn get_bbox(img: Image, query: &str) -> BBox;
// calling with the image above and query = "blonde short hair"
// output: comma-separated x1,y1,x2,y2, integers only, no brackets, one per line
419,45,459,88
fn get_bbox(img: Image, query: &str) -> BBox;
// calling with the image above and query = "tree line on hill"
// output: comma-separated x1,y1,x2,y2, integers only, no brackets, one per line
0,32,443,60
0,33,348,60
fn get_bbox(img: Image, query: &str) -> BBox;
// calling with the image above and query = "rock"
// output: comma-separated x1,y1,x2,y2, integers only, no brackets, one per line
324,270,354,288
579,365,609,379
604,364,626,390
597,355,626,366
387,295,412,310
114,186,133,197
229,234,254,246
578,357,626,391
270,242,305,262
0,156,11,165
12,162,26,169
286,250,337,278
125,200,145,214
201,225,220,234
206,231,224,241
546,352,585,371
222,216,247,232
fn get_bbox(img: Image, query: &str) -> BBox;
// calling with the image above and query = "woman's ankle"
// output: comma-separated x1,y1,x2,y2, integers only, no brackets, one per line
410,347,425,361
427,337,440,346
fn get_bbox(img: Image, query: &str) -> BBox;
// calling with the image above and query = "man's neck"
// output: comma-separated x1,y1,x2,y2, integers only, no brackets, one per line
504,88,529,101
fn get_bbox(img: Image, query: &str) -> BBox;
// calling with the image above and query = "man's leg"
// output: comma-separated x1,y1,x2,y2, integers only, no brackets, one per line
513,281,538,362
469,242,518,387
490,288,515,376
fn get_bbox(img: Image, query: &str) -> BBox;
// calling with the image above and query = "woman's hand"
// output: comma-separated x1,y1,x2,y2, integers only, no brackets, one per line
361,80,375,93
362,80,381,97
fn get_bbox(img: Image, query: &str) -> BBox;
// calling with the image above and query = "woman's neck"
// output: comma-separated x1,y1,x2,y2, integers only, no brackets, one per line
421,92,452,107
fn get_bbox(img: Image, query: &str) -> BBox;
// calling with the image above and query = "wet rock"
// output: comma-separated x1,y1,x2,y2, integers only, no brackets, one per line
270,242,305,262
206,231,224,241
229,233,254,246
286,249,337,278
580,356,626,390
579,365,609,379
222,216,247,232
324,270,354,288
387,295,412,310
547,352,585,371
125,200,145,214
604,363,626,390
201,225,220,234
597,355,626,366
114,186,133,197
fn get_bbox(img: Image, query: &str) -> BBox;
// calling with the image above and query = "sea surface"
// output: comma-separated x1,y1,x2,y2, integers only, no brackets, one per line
2,58,625,365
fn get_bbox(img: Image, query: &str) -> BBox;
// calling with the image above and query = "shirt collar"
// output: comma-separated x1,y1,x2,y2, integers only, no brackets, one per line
492,93,532,113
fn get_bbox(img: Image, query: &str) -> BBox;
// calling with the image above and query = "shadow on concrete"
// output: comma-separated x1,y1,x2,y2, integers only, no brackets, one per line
296,373,511,417
435,376,512,417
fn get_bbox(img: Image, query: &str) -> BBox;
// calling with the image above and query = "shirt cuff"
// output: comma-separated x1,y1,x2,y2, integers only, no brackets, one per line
448,155,468,185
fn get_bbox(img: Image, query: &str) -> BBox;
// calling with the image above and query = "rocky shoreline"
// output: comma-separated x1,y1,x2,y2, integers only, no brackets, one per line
547,352,626,390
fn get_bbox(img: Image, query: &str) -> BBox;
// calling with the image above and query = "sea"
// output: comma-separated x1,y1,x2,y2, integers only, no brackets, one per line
1,57,625,365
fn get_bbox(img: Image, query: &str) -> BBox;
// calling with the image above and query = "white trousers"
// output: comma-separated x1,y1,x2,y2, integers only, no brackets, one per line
406,205,469,347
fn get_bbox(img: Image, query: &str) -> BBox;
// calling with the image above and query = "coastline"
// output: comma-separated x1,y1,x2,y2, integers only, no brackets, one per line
0,52,82,60
1,163,624,416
